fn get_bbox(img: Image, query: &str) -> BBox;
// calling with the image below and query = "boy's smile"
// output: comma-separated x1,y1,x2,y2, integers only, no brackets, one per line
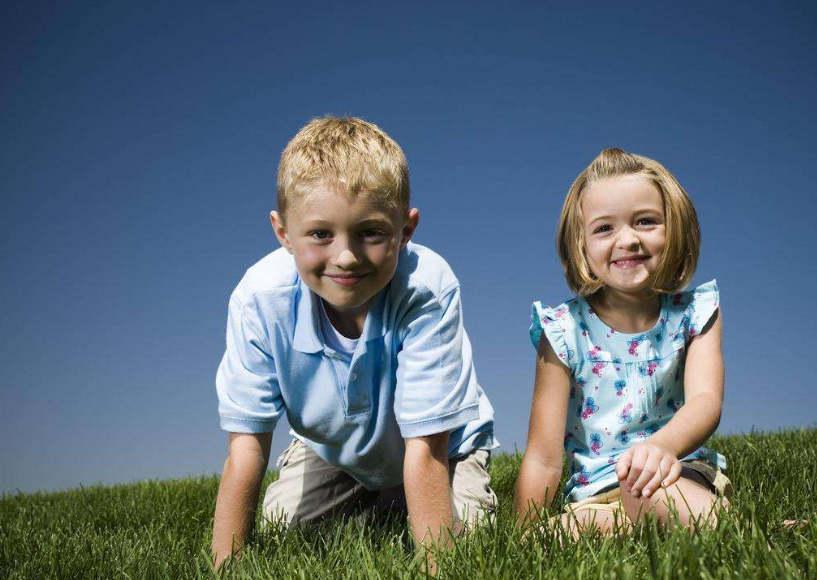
271,182,418,337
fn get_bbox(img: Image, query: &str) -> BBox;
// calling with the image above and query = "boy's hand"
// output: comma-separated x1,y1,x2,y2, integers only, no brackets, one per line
615,442,682,498
403,433,454,551
211,432,271,569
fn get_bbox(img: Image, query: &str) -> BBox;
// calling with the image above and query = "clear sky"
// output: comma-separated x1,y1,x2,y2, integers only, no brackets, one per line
2,1,816,494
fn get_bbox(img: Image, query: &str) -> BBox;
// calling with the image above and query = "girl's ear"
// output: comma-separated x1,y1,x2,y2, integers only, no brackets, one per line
400,208,420,250
270,211,293,253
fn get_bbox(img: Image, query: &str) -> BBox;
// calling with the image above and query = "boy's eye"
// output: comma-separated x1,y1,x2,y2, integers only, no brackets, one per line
362,229,387,238
311,230,332,240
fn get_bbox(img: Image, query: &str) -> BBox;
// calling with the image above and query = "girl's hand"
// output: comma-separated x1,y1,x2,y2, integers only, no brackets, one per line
615,442,682,498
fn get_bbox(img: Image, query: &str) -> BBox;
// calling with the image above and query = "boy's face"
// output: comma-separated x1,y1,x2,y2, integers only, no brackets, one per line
271,182,419,326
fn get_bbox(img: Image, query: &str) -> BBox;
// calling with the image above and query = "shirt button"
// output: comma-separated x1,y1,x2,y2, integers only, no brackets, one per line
349,372,358,382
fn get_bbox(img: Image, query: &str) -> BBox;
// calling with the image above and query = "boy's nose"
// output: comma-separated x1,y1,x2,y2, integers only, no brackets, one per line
335,248,362,269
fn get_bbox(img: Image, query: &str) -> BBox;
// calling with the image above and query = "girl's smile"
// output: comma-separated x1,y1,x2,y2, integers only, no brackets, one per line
611,255,650,269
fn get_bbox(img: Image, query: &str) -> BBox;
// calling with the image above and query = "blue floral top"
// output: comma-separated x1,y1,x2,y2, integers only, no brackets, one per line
530,280,726,502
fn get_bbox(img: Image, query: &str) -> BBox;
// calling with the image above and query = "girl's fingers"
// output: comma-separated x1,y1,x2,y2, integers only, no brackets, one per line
616,450,633,481
642,458,672,497
631,456,659,497
625,447,649,492
661,460,683,488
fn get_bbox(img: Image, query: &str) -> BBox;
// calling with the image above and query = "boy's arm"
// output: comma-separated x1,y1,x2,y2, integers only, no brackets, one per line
211,432,272,568
617,310,724,498
514,335,570,527
404,431,453,550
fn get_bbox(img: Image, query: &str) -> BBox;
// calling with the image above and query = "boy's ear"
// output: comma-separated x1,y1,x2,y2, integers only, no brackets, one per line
270,211,293,253
400,208,420,250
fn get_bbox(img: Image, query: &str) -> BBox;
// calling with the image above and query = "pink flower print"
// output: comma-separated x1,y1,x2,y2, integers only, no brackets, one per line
618,403,633,424
591,362,607,377
587,346,603,360
590,433,603,455
628,335,644,356
614,380,626,396
575,466,591,487
646,362,658,377
581,397,599,419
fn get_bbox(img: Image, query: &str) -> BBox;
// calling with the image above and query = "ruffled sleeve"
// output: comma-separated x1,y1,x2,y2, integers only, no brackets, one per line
530,302,572,367
687,280,719,337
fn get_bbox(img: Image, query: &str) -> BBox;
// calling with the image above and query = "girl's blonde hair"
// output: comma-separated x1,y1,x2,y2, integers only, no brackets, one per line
557,148,700,296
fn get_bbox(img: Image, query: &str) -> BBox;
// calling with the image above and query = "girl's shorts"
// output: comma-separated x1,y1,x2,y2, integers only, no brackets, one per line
565,460,733,516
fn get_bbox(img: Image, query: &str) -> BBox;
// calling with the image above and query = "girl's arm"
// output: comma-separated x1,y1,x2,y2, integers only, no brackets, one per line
617,310,724,499
514,336,571,527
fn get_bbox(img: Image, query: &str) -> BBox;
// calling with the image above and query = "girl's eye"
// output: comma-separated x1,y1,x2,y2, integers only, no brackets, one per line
593,225,612,234
636,218,657,226
311,230,332,240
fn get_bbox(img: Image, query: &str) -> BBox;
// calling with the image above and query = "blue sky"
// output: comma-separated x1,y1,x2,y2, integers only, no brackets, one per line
2,1,815,493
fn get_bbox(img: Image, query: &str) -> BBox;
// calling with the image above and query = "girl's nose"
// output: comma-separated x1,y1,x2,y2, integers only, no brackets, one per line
616,227,640,249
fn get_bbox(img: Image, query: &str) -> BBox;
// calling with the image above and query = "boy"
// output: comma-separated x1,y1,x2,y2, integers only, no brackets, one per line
211,116,497,566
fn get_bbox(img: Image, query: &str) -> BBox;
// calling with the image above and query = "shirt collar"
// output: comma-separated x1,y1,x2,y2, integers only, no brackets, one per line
292,280,323,353
292,279,388,353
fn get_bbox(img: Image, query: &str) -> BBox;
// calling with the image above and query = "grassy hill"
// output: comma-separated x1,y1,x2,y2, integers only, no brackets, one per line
2,428,815,579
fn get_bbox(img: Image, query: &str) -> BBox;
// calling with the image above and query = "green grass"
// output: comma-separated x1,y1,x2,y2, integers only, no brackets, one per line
2,428,816,579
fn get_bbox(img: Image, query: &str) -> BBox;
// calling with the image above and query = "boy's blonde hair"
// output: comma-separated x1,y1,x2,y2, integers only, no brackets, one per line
276,116,410,221
557,148,700,296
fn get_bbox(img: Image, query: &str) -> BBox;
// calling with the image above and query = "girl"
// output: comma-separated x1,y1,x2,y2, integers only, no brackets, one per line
514,148,731,536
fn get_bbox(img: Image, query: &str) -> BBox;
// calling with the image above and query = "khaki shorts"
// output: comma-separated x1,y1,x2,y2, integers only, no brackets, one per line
262,438,497,528
565,460,733,516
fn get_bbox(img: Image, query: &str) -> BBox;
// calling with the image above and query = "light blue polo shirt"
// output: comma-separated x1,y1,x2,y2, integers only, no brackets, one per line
216,242,497,490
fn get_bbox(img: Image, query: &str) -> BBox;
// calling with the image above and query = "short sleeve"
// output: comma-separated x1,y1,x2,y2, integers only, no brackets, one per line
530,302,572,367
394,285,480,439
215,297,285,433
687,280,720,338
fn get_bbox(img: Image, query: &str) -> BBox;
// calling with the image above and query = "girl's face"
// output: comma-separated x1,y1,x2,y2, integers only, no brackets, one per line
581,175,666,297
